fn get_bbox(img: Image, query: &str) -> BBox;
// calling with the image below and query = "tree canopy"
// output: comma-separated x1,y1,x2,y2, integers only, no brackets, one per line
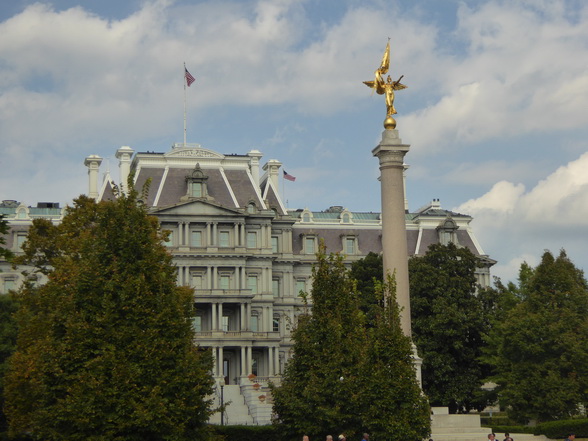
4,186,214,441
272,244,429,441
409,243,491,413
485,250,588,423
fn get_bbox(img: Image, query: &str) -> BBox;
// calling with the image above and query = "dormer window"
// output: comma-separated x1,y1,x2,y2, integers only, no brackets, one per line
185,163,208,199
437,215,459,245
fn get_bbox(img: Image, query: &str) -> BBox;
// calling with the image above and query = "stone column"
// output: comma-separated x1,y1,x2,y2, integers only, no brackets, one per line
268,347,274,376
211,304,217,331
372,128,411,336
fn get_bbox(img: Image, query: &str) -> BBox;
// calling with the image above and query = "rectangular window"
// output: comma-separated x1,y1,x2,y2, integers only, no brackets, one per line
2,279,16,294
219,231,230,247
252,357,258,376
272,279,280,298
16,234,27,251
296,279,306,295
271,236,279,253
222,316,229,332
346,237,355,255
191,231,202,247
193,316,202,332
192,275,203,290
191,182,202,197
219,275,230,290
247,232,257,248
273,317,280,333
250,315,258,332
305,237,315,254
163,230,174,247
247,275,258,295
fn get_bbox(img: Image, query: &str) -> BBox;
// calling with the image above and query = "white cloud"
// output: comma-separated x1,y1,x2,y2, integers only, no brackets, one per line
402,0,588,155
456,151,588,282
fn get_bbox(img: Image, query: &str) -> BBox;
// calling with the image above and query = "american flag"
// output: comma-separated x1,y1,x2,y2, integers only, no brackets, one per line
185,68,195,87
283,170,296,182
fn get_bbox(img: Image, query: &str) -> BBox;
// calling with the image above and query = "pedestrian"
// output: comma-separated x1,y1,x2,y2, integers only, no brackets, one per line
303,436,310,441
326,436,333,441
564,433,575,441
338,435,347,441
488,433,496,441
362,434,370,441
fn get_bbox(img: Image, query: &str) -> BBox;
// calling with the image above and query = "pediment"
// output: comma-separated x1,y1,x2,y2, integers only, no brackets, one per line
164,146,224,159
151,199,242,217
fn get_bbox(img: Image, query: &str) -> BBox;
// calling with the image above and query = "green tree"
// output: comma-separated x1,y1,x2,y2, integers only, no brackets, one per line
0,293,18,435
487,250,588,423
0,214,17,435
350,251,383,322
272,244,429,441
409,243,490,413
0,214,13,262
4,186,214,441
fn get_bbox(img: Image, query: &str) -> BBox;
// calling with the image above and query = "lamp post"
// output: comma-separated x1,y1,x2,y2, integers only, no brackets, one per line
220,379,225,426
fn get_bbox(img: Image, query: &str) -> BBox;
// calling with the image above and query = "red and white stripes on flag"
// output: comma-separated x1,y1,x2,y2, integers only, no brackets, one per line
283,170,296,182
185,68,195,87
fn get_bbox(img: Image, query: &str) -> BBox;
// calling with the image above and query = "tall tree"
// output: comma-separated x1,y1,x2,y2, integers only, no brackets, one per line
409,243,491,413
272,244,429,441
487,250,588,423
0,214,16,434
4,187,214,441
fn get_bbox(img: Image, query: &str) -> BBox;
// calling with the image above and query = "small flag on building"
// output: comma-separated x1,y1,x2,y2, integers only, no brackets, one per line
185,67,195,87
283,170,296,182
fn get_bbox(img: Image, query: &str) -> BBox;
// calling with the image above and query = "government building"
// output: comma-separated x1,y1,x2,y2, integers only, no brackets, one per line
0,142,495,424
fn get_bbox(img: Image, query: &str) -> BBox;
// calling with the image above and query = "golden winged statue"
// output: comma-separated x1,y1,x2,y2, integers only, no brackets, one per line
364,40,407,119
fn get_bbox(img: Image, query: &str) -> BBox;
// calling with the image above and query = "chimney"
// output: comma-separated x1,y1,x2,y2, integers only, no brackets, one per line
84,155,103,200
262,159,282,191
247,149,263,187
115,146,134,193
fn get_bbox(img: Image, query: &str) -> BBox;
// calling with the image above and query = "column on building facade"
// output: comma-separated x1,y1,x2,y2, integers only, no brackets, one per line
218,346,224,377
267,305,273,332
211,346,217,376
247,345,253,376
178,222,184,246
285,228,293,253
268,346,274,376
206,223,211,246
212,267,217,289
212,223,218,246
218,303,223,330
246,304,251,331
240,265,246,290
211,303,217,331
207,267,212,289
240,303,246,331
184,221,190,246
241,346,246,377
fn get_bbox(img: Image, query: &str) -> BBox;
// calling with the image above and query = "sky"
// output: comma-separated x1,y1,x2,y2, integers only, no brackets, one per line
1,0,588,283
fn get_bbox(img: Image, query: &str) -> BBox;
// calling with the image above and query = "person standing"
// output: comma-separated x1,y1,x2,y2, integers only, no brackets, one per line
362,434,370,441
564,433,576,441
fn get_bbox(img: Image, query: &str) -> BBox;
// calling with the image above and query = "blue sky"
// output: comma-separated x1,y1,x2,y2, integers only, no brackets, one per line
1,0,588,282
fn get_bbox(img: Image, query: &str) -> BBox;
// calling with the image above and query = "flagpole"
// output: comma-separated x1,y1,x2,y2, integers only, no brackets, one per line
183,62,187,146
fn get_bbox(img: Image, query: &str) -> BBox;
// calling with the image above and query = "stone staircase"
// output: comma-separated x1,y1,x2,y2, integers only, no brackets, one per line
241,382,273,425
209,384,254,425
430,408,551,441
